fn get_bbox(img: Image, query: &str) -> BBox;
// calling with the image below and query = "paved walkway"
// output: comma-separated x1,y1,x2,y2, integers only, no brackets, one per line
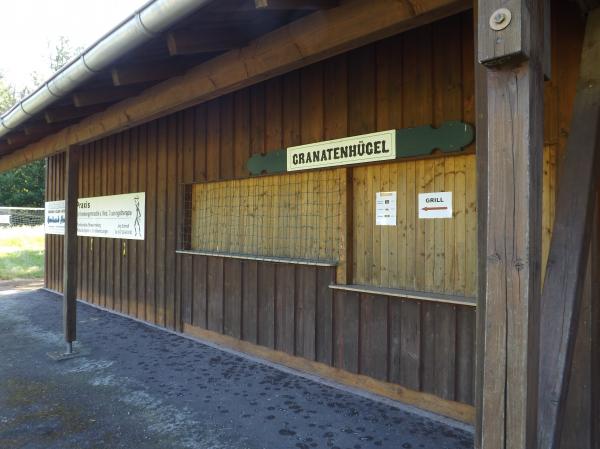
0,288,474,449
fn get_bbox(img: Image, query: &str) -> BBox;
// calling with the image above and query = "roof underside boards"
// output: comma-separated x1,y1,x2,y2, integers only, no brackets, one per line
0,0,333,159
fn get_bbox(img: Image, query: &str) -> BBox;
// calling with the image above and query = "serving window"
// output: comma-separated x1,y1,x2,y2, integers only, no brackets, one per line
182,169,344,264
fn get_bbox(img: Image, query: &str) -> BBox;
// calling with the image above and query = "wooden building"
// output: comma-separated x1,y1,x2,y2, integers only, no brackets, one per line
1,0,598,447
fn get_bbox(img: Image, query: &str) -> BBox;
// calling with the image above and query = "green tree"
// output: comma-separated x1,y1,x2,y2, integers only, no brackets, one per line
0,73,17,114
0,160,45,207
0,37,80,207
49,36,82,72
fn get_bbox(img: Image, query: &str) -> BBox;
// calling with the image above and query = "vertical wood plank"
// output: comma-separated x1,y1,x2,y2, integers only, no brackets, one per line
165,115,178,330
220,95,234,180
155,119,168,326
93,142,102,305
389,299,403,384
113,135,123,313
145,121,158,323
137,123,148,321
99,138,108,308
334,290,359,374
206,100,221,182
207,257,224,333
456,307,476,404
192,255,207,329
316,266,335,365
250,84,265,155
359,294,388,381
79,150,88,302
400,299,421,390
223,258,242,339
120,132,131,315
433,303,457,401
296,266,316,360
234,90,250,179
275,264,295,355
242,260,258,343
108,135,118,311
258,262,275,349
181,110,195,325
129,127,139,318
44,157,49,290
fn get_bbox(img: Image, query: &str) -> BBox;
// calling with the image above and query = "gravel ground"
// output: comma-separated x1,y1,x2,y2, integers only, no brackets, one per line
0,288,474,449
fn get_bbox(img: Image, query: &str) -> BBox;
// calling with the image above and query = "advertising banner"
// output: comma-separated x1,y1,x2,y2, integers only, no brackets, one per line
44,200,66,235
44,192,145,240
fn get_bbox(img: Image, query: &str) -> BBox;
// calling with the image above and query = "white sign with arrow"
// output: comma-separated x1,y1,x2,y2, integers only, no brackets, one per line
418,191,453,219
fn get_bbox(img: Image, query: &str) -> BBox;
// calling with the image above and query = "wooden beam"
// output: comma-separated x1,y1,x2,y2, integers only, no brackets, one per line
45,105,106,124
63,145,81,345
537,9,600,449
254,0,338,9
73,85,146,107
6,132,41,147
111,61,190,86
167,28,249,56
24,121,73,136
0,140,15,154
477,0,546,448
0,0,470,172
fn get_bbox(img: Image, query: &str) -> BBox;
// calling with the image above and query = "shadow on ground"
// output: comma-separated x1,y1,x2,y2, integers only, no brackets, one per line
0,289,474,449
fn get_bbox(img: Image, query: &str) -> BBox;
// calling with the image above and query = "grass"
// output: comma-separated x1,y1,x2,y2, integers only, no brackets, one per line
0,226,45,280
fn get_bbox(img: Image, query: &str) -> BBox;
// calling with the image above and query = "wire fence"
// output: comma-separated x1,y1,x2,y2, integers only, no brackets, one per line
181,170,344,263
0,207,45,280
0,207,45,227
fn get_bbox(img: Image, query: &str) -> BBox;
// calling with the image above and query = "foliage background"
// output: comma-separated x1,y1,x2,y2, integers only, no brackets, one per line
0,37,80,207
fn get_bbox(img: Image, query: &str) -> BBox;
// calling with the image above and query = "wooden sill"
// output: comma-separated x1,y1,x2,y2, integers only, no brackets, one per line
175,249,337,267
329,284,476,307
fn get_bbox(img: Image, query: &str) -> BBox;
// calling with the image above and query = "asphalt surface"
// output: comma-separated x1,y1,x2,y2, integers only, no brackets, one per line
0,288,474,449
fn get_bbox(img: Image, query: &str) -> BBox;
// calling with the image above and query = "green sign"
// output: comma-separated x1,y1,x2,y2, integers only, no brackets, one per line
247,121,474,176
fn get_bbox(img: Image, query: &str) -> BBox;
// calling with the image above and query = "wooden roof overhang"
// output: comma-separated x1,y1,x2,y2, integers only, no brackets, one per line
0,0,471,173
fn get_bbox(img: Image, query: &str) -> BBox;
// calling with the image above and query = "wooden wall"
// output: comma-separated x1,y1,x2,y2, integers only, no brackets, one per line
45,153,65,293
353,156,477,296
43,7,583,414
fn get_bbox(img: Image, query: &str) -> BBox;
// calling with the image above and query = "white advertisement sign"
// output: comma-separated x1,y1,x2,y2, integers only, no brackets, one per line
45,200,66,234
418,192,453,219
44,192,145,240
376,191,397,226
287,129,396,172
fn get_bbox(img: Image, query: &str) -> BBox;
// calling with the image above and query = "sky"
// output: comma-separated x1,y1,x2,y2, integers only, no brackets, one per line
0,0,149,91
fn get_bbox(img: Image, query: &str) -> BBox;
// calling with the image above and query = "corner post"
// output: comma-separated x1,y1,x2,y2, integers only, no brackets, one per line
476,0,547,448
63,145,80,349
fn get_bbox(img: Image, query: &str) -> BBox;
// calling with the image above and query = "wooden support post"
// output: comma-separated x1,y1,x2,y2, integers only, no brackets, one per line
559,210,597,449
592,194,600,448
63,145,80,346
537,10,600,449
476,0,546,448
